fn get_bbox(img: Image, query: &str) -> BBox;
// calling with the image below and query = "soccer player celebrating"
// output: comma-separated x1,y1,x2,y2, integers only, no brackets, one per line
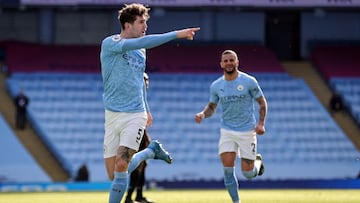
195,50,267,203
100,3,200,203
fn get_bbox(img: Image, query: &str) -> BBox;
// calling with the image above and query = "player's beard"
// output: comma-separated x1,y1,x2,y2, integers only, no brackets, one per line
224,66,237,75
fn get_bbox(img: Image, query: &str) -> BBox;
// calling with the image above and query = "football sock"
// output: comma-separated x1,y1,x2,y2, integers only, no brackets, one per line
241,158,262,179
223,167,240,203
242,168,257,179
128,148,154,173
109,172,128,203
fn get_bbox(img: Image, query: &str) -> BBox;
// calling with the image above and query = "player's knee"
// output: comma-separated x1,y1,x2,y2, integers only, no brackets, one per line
242,170,256,179
115,158,129,172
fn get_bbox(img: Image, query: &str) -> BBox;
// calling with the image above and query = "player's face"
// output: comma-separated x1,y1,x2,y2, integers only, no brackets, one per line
220,53,239,74
128,15,148,38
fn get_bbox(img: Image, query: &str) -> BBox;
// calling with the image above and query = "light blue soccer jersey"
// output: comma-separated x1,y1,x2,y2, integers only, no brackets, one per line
210,72,264,132
100,32,177,112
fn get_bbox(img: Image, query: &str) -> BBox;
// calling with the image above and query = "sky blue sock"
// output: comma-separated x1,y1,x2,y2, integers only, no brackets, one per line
128,148,154,173
109,171,128,203
242,166,258,179
224,167,239,203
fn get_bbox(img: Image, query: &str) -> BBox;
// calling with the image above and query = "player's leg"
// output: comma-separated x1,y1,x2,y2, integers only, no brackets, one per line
134,162,150,202
104,157,116,180
135,131,155,203
220,152,240,203
103,110,122,181
108,146,136,203
105,112,146,203
128,130,152,173
128,140,172,173
125,167,141,203
135,136,147,201
219,128,240,203
239,131,264,179
126,131,148,203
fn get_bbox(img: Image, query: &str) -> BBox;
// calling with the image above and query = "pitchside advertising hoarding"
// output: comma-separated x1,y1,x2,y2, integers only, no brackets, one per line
19,0,360,7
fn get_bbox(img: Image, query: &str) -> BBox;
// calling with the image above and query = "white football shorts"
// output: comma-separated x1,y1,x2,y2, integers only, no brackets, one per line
218,128,257,160
103,110,147,158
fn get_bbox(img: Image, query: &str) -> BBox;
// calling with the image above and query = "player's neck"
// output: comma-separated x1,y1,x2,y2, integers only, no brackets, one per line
119,30,133,39
224,70,239,81
119,32,128,39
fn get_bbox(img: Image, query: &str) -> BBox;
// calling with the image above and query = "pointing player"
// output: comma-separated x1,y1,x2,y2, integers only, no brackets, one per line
100,3,200,203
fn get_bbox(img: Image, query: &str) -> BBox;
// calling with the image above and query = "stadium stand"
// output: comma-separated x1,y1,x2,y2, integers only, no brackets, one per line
331,78,360,125
3,41,282,74
3,41,100,74
6,73,104,181
146,43,285,73
0,113,50,182
311,45,360,125
311,45,360,80
3,42,359,182
6,72,360,182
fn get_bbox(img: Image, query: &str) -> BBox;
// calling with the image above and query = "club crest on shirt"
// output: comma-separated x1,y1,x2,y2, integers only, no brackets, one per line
237,85,244,91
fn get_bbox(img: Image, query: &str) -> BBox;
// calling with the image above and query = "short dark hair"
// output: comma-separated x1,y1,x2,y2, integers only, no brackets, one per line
222,49,239,60
118,3,150,30
222,50,237,57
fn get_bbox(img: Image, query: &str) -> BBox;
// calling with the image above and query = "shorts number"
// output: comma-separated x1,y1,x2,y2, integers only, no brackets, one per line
251,143,256,153
136,129,143,144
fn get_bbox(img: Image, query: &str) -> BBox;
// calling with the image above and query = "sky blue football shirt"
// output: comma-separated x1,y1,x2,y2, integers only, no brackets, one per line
210,72,264,132
100,31,177,112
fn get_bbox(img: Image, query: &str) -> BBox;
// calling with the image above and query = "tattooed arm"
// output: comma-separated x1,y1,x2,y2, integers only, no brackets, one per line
195,102,217,124
255,96,267,135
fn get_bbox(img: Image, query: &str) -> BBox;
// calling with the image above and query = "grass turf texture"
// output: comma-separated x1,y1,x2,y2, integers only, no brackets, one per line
0,189,359,203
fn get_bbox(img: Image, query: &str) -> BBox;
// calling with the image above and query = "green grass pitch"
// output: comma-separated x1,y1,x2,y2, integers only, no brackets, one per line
0,189,359,203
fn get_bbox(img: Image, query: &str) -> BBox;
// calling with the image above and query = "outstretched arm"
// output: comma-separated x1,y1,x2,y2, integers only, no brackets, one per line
195,102,217,124
121,27,201,51
175,27,201,40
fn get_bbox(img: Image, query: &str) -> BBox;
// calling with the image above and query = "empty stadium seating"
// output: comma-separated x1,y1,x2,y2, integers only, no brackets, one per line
6,72,360,182
311,45,360,126
330,77,360,125
0,114,50,182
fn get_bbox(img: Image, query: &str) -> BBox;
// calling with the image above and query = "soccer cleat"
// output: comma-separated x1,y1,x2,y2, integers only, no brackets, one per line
124,198,134,203
135,197,155,203
148,140,173,164
256,154,265,176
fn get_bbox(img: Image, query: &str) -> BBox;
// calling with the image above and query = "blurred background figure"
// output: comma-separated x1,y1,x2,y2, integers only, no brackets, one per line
14,89,29,130
74,164,90,182
329,91,344,113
